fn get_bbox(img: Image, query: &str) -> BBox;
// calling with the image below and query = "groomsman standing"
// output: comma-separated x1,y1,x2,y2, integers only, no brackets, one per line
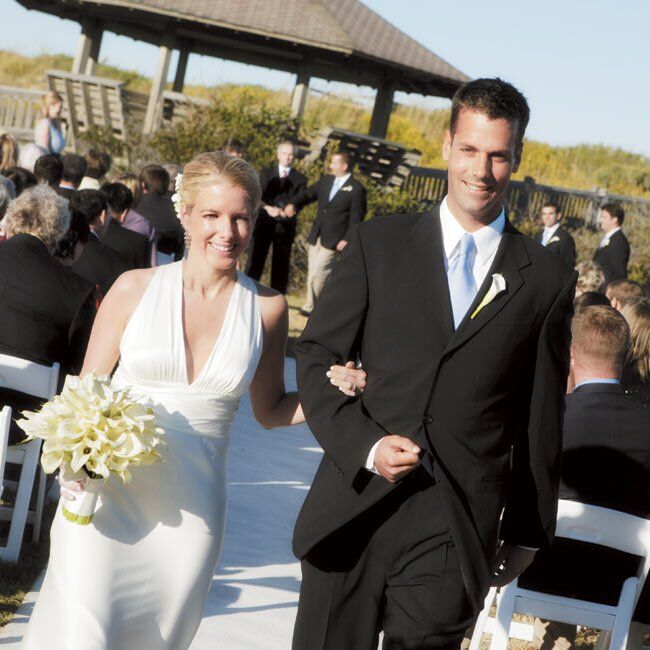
593,202,630,284
534,201,576,267
285,151,367,315
245,142,307,294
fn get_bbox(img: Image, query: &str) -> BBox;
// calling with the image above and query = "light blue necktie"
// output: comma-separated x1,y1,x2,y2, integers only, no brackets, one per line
328,177,342,202
448,233,477,328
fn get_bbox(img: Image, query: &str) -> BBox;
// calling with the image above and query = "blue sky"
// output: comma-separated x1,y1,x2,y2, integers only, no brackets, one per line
5,0,650,157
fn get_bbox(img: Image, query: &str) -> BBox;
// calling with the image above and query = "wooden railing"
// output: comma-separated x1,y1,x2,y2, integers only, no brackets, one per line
0,85,43,142
404,167,650,224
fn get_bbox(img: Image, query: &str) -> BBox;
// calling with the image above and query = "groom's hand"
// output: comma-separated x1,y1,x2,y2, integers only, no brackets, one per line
374,435,421,484
490,544,537,587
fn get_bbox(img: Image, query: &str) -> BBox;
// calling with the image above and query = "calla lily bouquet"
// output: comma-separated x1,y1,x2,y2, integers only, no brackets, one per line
17,373,164,524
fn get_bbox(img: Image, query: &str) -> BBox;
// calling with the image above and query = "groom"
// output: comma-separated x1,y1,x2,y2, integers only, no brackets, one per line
293,78,577,649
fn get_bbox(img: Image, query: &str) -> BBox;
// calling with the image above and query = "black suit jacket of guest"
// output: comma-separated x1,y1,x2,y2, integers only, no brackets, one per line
102,219,150,270
294,206,576,611
136,192,184,258
593,229,630,283
534,226,576,268
72,235,129,295
520,383,650,622
292,175,367,250
256,164,307,233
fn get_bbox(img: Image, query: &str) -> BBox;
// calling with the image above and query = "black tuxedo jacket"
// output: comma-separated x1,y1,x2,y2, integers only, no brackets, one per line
103,219,150,270
0,234,96,442
292,175,367,249
534,226,576,268
520,383,650,622
136,192,183,258
593,229,630,284
294,206,576,610
72,236,129,295
256,164,307,233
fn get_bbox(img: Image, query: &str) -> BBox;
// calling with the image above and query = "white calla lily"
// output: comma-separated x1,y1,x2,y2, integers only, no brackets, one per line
471,273,507,319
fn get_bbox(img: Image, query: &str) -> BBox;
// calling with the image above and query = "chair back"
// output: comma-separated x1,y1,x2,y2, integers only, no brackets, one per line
0,354,60,400
557,499,650,602
0,406,11,501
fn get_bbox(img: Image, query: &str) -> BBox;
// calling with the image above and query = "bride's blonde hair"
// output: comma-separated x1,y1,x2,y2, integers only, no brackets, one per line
177,151,261,218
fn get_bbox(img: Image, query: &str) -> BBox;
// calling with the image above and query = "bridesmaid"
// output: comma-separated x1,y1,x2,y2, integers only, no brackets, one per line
34,91,66,155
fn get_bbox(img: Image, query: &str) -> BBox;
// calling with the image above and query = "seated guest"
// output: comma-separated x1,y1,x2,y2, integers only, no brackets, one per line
56,205,127,296
534,201,576,267
0,181,12,240
33,153,63,188
605,278,645,312
78,148,111,190
574,260,605,297
100,183,150,269
573,290,609,313
135,164,183,262
113,172,157,266
224,139,245,158
4,167,37,196
57,153,87,203
0,185,96,443
17,143,48,173
621,297,650,406
0,134,18,174
520,306,650,649
593,202,630,285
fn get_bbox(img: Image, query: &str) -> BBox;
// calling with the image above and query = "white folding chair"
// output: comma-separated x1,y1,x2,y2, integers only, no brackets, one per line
0,406,11,503
475,500,650,650
0,354,60,560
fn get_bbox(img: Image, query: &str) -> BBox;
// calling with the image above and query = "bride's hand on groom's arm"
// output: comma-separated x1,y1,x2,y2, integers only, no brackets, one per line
326,361,367,396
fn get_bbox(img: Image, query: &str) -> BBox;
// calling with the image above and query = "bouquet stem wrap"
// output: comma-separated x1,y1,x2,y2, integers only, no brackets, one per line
60,467,103,525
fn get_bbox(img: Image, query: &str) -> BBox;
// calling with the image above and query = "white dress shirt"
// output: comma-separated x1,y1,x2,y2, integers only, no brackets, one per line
541,223,561,246
365,197,505,473
278,164,291,178
599,226,621,248
328,173,351,201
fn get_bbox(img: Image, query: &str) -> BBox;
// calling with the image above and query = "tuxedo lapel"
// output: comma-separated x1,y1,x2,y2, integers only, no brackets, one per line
407,207,454,340
443,221,530,356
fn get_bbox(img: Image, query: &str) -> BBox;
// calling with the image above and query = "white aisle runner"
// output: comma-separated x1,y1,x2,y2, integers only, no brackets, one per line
0,357,322,649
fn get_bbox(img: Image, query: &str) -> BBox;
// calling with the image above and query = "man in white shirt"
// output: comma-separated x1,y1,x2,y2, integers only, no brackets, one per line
293,78,576,650
593,203,630,284
534,201,576,267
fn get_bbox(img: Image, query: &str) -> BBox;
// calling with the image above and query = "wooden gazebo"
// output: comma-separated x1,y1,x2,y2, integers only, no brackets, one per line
15,0,469,137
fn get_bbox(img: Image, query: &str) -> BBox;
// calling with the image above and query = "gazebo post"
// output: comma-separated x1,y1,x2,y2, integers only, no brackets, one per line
143,41,172,134
173,48,190,93
290,69,310,120
369,81,395,139
72,18,103,75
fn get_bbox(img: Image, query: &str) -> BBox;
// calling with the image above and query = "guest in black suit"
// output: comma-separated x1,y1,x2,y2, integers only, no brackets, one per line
285,151,367,314
55,207,128,296
593,202,630,284
101,182,150,269
520,306,650,648
0,185,95,443
534,201,575,267
135,165,183,262
56,153,87,204
34,154,63,189
245,142,307,294
292,79,576,649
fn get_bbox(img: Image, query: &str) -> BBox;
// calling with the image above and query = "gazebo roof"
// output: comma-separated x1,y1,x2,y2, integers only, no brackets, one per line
18,0,469,96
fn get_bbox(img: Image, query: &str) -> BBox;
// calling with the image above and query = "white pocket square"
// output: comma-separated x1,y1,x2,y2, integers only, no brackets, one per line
471,273,507,319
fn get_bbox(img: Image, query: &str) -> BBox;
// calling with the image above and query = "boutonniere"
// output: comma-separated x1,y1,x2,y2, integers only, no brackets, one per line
340,185,353,192
471,273,507,319
547,236,560,245
600,239,610,248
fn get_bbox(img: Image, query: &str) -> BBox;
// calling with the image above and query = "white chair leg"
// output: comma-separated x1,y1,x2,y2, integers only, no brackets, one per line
470,587,498,650
490,582,517,650
609,577,637,650
32,468,46,543
0,441,39,562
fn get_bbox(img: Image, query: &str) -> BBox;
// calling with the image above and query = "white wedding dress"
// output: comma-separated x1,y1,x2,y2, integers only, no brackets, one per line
22,261,263,649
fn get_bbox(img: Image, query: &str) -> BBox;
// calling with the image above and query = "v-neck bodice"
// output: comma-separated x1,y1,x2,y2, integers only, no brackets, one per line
113,262,263,438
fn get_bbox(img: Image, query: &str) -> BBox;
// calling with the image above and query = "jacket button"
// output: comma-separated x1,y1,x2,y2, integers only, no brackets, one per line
423,414,433,425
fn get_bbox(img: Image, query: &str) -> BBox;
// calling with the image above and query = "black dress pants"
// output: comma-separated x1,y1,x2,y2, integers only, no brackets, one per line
293,468,475,650
245,214,296,294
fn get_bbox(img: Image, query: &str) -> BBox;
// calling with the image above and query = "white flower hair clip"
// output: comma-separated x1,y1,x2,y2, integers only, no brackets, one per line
171,173,183,220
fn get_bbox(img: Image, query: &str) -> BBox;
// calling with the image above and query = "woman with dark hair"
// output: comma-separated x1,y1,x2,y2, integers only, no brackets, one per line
4,166,37,196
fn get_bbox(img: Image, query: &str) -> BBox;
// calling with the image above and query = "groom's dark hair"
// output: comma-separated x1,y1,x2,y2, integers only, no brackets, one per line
450,78,530,143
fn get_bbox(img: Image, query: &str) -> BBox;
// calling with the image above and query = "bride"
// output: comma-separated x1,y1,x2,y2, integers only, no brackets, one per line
21,151,365,650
